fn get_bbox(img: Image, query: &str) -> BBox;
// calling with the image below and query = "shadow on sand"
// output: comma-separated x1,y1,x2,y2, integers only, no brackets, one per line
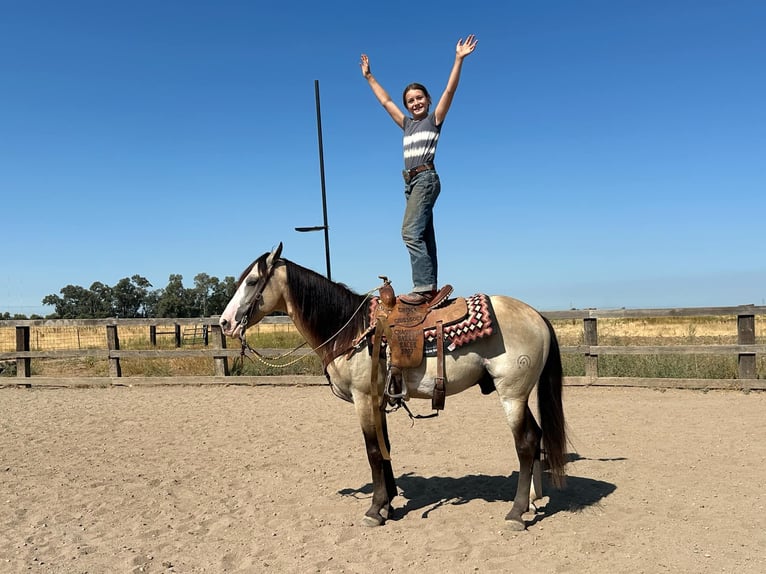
338,452,618,524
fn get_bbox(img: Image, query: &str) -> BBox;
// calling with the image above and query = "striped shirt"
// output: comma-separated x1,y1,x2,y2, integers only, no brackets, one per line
402,112,441,171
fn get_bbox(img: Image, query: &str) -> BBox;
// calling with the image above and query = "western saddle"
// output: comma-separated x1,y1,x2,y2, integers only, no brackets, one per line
372,278,469,412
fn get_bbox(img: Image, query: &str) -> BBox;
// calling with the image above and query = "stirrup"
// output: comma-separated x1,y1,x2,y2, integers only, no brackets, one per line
428,285,453,308
399,290,436,305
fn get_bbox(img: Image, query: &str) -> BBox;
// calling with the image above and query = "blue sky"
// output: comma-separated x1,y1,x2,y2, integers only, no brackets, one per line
2,0,764,316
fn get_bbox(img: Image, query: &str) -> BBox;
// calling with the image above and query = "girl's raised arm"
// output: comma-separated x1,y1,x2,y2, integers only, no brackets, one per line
361,54,405,128
434,34,478,125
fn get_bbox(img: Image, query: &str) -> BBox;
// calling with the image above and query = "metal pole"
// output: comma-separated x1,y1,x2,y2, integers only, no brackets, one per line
315,79,332,281
295,80,333,280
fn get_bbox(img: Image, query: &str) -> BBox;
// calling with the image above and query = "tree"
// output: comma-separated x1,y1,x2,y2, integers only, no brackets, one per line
36,271,235,319
42,285,101,319
155,274,193,318
193,273,214,317
112,275,152,318
189,274,237,317
143,289,161,318
208,276,237,315
88,282,115,317
2,313,31,319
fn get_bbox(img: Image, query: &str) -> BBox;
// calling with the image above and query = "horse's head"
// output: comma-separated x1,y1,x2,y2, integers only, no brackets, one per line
219,242,284,338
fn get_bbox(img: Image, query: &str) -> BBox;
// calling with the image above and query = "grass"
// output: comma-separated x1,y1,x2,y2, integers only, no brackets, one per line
554,316,765,379
227,331,323,377
1,316,764,380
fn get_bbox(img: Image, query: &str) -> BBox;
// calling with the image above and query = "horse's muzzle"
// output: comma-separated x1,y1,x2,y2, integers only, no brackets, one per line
219,317,241,338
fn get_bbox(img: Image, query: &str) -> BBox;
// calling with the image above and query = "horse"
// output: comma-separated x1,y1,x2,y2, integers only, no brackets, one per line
218,243,567,530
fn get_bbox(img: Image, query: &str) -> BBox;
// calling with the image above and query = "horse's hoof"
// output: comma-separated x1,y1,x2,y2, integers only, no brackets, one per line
504,512,527,531
505,519,526,531
362,514,384,527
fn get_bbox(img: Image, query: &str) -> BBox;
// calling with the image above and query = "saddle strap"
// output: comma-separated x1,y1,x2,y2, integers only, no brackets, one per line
370,320,391,461
432,320,446,411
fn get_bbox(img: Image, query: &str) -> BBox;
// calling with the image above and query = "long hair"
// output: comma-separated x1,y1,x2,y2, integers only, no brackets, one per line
537,316,568,487
402,82,431,108
282,259,369,367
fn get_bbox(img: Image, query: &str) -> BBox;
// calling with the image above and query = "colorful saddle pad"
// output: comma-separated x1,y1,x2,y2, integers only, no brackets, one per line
369,293,495,357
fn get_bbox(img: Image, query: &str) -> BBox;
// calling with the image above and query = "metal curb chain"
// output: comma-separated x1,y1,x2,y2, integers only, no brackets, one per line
237,281,387,370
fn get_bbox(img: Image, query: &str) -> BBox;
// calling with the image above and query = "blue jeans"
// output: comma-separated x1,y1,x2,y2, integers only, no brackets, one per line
401,170,440,292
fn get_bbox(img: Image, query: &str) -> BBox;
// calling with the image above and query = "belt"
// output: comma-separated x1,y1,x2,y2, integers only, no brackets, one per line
402,163,435,183
405,163,435,178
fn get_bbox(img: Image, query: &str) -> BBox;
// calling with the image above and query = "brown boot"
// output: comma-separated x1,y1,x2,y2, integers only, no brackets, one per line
399,290,437,305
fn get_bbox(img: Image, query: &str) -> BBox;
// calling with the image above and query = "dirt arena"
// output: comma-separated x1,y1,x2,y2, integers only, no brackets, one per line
1,383,764,573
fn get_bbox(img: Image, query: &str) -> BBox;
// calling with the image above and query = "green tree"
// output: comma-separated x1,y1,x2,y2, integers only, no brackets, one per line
155,274,193,318
42,285,99,318
193,273,214,317
88,282,115,317
189,274,237,316
112,275,152,318
208,276,237,315
143,289,161,318
38,271,235,319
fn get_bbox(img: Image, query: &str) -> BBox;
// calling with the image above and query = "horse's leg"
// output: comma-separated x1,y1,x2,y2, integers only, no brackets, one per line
526,407,544,503
531,453,543,503
380,413,397,520
353,395,394,527
501,399,542,530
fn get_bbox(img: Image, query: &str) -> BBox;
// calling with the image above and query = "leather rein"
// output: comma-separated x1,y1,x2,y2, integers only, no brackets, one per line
237,258,382,368
237,263,435,426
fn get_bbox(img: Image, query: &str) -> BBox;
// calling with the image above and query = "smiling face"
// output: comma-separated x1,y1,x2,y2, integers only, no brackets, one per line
402,83,431,120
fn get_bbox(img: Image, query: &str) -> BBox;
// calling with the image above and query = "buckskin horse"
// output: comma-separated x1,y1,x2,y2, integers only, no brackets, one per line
218,243,567,530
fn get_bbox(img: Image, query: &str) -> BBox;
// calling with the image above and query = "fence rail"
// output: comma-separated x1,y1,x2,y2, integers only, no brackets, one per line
1,306,764,390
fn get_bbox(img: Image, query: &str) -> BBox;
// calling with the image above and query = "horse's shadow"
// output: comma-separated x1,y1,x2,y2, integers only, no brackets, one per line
338,452,618,524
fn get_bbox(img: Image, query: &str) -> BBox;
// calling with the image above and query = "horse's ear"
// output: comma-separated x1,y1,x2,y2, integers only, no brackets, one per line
267,242,283,267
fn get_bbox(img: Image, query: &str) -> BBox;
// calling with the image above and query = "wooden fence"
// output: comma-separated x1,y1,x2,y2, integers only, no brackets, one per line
543,304,765,391
1,305,764,390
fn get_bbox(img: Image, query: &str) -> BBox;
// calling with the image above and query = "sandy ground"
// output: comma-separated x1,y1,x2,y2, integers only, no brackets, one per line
1,383,765,574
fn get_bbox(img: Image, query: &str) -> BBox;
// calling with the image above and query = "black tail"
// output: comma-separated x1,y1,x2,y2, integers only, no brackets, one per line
537,315,568,487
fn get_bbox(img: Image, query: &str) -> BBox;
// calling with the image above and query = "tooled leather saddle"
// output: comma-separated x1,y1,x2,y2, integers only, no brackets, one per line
373,278,469,411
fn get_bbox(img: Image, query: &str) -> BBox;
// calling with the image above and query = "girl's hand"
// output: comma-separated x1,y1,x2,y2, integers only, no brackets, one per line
360,54,371,78
455,34,478,59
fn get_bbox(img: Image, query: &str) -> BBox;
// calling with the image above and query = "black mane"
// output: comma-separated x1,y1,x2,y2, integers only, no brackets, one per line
282,259,368,362
238,252,369,365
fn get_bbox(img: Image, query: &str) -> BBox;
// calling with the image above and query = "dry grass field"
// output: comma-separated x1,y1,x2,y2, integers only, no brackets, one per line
1,315,765,380
551,315,760,344
0,321,299,353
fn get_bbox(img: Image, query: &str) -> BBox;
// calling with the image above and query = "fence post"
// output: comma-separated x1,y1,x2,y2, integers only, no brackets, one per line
737,313,756,390
210,323,229,377
15,326,31,380
174,324,182,348
150,325,157,346
106,324,122,378
584,317,599,383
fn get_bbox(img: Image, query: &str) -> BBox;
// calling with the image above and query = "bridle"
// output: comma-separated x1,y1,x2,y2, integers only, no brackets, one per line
236,257,313,368
236,261,386,370
238,256,281,347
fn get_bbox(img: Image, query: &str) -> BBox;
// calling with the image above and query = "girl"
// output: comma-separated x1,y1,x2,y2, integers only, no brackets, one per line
360,35,478,304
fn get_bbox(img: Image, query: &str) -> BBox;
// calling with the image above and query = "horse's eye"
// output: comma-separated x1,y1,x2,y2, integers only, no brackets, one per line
246,279,257,287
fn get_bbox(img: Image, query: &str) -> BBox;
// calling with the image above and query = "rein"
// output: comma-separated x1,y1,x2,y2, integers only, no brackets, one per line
237,267,386,369
236,260,437,432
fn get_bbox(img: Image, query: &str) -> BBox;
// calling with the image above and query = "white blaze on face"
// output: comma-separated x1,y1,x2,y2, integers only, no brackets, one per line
219,243,283,339
219,281,249,337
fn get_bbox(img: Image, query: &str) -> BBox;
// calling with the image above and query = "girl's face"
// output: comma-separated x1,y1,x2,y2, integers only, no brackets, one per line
404,89,430,119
